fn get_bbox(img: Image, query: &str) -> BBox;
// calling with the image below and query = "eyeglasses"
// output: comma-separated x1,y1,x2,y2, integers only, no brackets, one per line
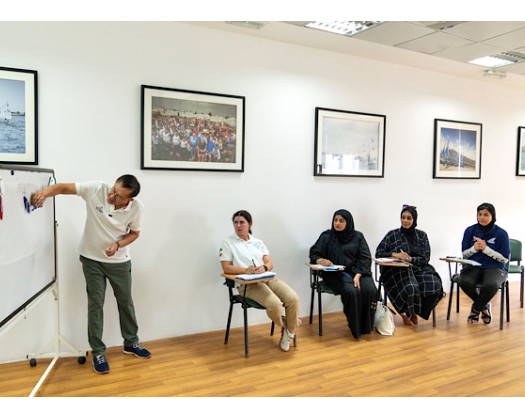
109,187,130,202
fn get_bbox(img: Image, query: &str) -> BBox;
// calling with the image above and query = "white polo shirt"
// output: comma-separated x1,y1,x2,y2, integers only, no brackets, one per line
76,181,143,263
219,234,269,267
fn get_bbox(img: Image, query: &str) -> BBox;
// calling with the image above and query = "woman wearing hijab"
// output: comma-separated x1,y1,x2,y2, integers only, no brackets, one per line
309,209,377,340
375,205,443,326
459,202,510,324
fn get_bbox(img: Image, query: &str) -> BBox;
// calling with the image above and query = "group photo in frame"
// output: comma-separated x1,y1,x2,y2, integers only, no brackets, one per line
0,66,38,165
433,118,482,179
313,107,386,177
141,85,245,172
516,126,525,176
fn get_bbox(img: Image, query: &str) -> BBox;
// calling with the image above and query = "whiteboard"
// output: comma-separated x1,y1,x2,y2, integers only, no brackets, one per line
0,165,56,328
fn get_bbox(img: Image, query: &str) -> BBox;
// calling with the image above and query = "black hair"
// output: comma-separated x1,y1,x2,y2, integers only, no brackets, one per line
116,174,141,198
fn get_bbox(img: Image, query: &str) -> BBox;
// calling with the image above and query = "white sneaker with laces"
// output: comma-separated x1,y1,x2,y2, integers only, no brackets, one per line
279,328,294,352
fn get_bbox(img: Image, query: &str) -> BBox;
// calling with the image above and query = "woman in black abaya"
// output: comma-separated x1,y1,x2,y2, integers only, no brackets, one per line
309,209,377,339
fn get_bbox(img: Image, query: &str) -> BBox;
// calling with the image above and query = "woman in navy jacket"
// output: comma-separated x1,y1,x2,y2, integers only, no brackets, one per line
459,202,510,324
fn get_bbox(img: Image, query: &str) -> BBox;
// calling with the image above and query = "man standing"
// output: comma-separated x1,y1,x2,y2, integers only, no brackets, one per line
32,174,151,374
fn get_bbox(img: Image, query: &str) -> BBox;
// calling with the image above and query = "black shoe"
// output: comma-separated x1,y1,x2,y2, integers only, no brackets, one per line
481,303,492,324
467,307,480,324
93,354,110,374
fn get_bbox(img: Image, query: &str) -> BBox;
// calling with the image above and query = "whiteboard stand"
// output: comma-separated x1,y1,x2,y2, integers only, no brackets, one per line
26,283,87,397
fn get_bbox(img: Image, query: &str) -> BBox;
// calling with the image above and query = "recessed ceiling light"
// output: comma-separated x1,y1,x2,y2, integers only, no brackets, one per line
469,56,514,68
305,21,382,36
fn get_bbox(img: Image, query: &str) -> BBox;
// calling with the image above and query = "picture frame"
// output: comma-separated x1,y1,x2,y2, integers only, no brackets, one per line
0,66,38,165
433,119,482,179
314,107,386,177
516,126,525,176
141,85,245,172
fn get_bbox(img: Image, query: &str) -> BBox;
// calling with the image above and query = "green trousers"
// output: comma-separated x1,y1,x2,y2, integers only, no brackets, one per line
80,256,139,356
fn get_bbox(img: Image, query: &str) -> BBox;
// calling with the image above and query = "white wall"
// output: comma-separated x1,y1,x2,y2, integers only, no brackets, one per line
1,21,525,363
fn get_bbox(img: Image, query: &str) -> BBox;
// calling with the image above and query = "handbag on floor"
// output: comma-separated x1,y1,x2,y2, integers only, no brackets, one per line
373,300,395,336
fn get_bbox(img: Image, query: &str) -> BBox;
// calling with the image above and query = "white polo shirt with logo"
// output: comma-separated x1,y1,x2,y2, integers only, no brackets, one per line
76,181,143,263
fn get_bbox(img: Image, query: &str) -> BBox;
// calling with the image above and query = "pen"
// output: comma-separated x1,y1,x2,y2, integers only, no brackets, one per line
252,259,256,267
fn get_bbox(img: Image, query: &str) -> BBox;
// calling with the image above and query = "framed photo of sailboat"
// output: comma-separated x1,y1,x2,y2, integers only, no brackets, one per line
0,66,38,165
516,126,525,176
433,119,482,179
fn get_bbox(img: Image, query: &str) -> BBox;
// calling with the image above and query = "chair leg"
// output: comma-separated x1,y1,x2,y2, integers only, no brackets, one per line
500,283,505,330
225,303,234,344
520,272,525,308
432,308,436,327
243,305,249,357
455,282,460,313
309,285,315,324
447,281,454,320
506,281,510,323
318,289,323,336
270,321,275,336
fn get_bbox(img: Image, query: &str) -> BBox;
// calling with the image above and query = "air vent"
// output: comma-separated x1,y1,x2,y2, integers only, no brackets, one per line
494,51,525,64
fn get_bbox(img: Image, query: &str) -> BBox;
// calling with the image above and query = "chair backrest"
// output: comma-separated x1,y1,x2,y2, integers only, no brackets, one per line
510,239,522,263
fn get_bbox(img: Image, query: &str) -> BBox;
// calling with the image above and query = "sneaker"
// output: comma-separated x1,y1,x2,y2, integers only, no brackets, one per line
279,328,294,352
123,344,151,358
93,354,110,374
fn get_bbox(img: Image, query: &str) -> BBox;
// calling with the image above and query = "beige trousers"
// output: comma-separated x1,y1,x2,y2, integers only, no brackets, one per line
238,277,300,331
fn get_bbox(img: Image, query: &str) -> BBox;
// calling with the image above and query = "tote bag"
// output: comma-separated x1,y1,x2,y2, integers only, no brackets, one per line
374,300,395,336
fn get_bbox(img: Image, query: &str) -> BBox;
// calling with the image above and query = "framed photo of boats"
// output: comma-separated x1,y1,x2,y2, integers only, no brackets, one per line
516,126,525,176
433,119,482,179
0,66,38,165
313,107,386,177
141,85,245,172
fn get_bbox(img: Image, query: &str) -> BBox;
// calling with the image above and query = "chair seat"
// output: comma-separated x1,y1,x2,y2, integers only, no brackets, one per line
508,265,524,274
232,295,266,309
318,280,335,294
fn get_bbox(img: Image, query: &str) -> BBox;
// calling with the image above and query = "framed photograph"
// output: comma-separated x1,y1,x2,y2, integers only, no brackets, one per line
0,66,38,165
314,107,386,177
141,85,245,172
433,119,482,179
516,126,525,176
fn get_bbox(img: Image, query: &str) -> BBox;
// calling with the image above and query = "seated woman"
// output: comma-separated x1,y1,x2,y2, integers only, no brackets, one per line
375,205,443,326
309,209,377,340
459,202,510,324
219,210,300,352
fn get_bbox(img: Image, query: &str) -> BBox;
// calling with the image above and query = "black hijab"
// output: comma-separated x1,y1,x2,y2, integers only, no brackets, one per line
326,209,356,264
400,205,418,240
477,202,496,233
331,209,355,243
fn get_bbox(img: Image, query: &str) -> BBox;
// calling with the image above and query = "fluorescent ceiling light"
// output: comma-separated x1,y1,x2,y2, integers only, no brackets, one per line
469,56,514,68
305,21,382,36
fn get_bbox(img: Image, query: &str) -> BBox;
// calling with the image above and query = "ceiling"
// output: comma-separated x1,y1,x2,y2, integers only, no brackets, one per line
189,21,525,88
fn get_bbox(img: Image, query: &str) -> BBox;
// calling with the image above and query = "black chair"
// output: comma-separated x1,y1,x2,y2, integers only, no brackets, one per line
223,277,295,357
508,239,524,308
444,259,509,330
308,267,336,336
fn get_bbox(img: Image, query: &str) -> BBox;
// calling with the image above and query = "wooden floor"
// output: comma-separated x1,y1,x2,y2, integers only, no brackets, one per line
3,283,525,398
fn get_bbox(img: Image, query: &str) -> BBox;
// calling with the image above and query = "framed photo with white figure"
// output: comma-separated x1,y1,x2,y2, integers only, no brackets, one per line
314,107,386,177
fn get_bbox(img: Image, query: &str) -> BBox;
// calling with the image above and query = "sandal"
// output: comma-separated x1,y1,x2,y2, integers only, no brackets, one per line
467,308,480,323
401,314,413,326
481,303,492,324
